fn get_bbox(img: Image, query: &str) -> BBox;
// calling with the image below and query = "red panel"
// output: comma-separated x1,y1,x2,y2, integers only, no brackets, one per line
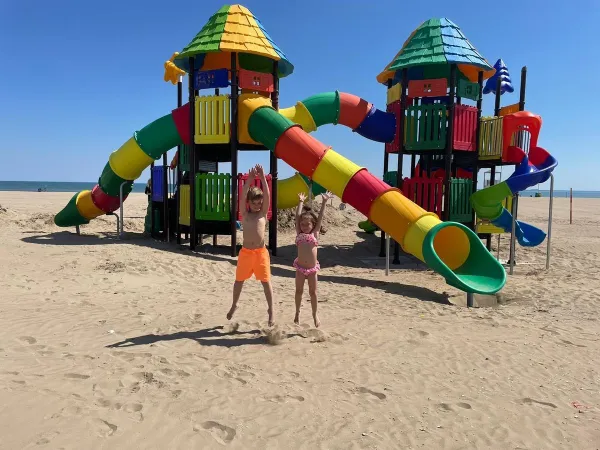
171,103,191,145
338,92,372,129
401,177,443,217
385,101,401,153
237,174,273,220
238,69,274,93
341,169,392,217
408,78,448,98
91,184,124,213
453,104,478,151
274,126,328,178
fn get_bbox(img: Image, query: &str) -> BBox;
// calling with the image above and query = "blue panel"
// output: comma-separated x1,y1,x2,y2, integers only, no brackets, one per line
194,69,229,90
354,106,396,143
151,165,165,202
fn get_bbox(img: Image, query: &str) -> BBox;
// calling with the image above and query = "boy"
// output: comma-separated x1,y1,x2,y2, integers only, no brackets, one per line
227,164,275,326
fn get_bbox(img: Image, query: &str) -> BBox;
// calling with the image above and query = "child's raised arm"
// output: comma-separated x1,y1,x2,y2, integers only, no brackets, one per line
255,164,270,216
240,167,256,218
314,191,333,236
295,192,306,234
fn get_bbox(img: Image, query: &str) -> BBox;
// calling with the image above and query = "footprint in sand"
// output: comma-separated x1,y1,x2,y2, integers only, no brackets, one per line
35,430,60,445
64,373,90,380
560,339,586,348
265,394,305,403
90,418,118,437
18,336,37,344
356,387,386,400
457,402,472,409
438,402,472,411
520,398,557,408
195,421,236,444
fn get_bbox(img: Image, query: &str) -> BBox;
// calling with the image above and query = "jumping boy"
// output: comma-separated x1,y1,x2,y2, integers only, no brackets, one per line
227,164,275,326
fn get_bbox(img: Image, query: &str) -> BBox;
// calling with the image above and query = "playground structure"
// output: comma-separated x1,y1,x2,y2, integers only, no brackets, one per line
53,5,557,297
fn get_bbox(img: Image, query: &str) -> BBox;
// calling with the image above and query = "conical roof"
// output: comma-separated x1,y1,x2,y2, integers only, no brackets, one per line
174,4,293,78
377,18,495,84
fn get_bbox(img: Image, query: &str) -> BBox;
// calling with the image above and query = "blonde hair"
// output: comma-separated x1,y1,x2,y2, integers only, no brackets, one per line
300,206,327,234
247,186,263,202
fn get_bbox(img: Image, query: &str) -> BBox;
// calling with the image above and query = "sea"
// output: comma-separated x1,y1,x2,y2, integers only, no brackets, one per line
0,181,598,199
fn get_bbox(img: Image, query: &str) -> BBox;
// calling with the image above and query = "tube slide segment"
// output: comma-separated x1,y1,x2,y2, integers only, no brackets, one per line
470,143,557,247
244,98,506,294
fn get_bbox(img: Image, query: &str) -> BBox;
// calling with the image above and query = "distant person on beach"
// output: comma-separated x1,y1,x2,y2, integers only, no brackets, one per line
293,190,333,328
144,179,152,234
227,164,275,327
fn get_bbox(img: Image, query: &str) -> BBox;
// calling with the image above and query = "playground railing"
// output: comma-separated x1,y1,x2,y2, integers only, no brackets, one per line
194,95,230,144
195,173,231,221
478,116,503,160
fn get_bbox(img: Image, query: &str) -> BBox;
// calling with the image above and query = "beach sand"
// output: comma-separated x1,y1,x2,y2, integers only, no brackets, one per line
0,191,598,449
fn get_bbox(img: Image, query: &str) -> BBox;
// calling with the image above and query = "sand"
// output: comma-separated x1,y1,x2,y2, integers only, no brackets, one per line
0,191,599,449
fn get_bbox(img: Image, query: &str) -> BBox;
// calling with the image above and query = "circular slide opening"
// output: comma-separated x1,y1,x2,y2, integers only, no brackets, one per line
431,223,470,270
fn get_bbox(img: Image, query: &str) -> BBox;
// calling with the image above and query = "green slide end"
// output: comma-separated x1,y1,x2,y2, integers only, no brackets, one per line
422,222,506,295
136,113,183,160
302,92,340,127
470,181,512,220
358,220,378,234
248,106,295,150
54,192,90,227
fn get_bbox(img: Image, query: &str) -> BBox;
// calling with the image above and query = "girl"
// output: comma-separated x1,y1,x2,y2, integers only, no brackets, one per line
294,191,333,328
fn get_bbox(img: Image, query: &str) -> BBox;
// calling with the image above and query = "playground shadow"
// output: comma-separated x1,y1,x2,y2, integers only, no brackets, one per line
106,326,268,349
22,230,449,305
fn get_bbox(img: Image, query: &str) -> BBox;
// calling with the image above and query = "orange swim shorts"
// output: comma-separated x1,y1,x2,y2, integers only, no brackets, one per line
235,247,271,282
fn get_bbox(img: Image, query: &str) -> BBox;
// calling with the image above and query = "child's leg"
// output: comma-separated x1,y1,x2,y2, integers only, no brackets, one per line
307,273,320,327
227,280,244,320
294,271,305,324
260,281,274,327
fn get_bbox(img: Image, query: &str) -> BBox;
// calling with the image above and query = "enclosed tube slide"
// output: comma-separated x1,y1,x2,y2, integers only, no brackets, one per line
54,91,506,294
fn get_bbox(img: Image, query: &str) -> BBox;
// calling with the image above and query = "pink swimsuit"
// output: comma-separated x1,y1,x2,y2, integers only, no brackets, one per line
294,233,320,276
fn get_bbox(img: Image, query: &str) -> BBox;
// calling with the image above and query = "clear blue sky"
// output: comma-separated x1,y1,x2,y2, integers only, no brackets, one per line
0,0,597,190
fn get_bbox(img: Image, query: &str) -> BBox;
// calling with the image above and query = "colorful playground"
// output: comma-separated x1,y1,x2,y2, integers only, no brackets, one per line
53,4,557,298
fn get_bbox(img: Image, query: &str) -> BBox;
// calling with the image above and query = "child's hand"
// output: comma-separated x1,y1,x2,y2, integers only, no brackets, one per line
322,191,334,202
255,164,265,178
298,192,307,202
248,166,257,178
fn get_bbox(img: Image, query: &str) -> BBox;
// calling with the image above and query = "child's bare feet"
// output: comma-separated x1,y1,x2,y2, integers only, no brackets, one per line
267,308,274,327
313,313,320,328
226,305,237,321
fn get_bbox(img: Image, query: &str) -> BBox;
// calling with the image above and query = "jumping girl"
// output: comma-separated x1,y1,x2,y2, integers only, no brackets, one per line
294,191,333,328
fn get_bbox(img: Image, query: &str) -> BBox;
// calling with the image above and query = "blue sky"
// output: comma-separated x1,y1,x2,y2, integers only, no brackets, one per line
0,0,597,190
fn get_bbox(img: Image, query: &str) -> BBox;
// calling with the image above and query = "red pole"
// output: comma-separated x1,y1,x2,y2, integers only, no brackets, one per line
570,188,573,224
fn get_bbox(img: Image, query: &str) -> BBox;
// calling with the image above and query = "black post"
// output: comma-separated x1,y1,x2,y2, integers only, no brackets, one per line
379,79,393,258
188,57,197,251
443,64,457,221
162,152,169,242
176,78,183,245
230,52,239,257
269,61,279,256
150,162,155,237
519,66,527,111
393,69,408,264
471,70,484,230
494,76,501,117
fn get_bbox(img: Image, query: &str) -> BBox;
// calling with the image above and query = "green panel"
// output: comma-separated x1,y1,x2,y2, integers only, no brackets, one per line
422,222,506,294
449,178,473,222
99,163,134,197
54,192,90,227
383,171,399,187
299,174,327,195
135,113,184,160
248,106,295,151
457,79,480,101
405,104,447,150
153,209,163,233
301,92,340,127
195,173,231,221
179,144,191,171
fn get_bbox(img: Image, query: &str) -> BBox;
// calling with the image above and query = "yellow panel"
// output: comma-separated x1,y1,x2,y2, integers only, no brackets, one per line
195,95,231,144
312,149,362,198
478,116,503,160
279,102,317,133
237,93,272,145
387,83,402,105
276,173,310,209
403,215,441,262
369,190,428,246
108,137,154,181
179,185,190,226
76,190,104,220
499,103,520,117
